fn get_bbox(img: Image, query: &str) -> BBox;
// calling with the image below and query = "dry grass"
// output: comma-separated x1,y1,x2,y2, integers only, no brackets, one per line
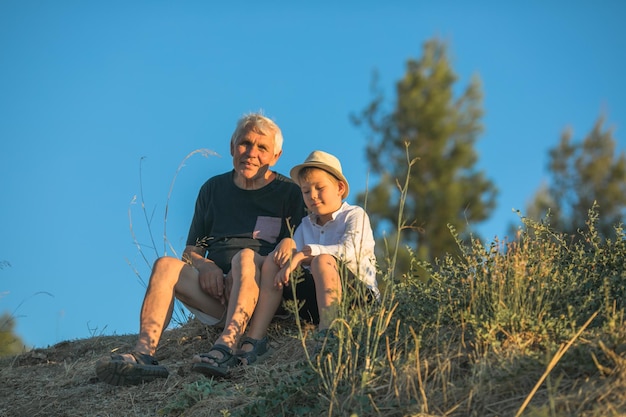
0,308,626,417
3,314,626,417
0,318,314,417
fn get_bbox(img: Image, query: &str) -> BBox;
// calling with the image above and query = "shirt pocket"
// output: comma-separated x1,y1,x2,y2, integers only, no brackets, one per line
252,216,282,243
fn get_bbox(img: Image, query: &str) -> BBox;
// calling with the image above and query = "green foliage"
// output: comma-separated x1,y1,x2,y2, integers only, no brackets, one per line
352,38,497,266
527,116,626,239
0,262,41,357
235,363,323,417
160,379,227,415
395,204,626,354
0,312,26,357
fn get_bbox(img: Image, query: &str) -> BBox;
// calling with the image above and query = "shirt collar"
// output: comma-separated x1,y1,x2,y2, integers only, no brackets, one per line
308,201,348,223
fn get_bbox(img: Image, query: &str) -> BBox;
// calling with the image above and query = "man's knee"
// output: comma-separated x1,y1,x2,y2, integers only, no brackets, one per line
151,256,190,285
231,248,258,268
152,256,183,274
233,248,255,261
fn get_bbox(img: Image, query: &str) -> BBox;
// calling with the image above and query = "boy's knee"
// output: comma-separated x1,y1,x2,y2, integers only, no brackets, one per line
310,254,336,271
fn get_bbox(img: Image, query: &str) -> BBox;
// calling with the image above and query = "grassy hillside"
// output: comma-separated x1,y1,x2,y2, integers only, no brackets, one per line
2,209,626,417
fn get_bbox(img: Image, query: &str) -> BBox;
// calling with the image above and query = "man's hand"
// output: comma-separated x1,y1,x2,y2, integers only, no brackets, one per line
183,246,228,304
197,261,226,301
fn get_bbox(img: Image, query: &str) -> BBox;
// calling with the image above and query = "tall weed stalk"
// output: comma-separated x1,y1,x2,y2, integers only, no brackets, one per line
126,149,217,326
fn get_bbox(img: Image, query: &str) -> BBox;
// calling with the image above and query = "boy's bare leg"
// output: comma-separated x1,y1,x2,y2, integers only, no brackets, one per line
245,255,284,343
310,254,342,331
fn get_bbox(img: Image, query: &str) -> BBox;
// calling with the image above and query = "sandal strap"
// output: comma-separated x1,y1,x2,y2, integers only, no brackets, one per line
199,343,234,365
109,351,159,366
130,352,159,366
237,336,269,364
240,336,267,349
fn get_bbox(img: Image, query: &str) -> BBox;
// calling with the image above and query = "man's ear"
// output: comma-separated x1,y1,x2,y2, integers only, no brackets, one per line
269,149,282,166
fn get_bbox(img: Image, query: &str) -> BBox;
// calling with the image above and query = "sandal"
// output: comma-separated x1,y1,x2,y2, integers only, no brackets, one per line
236,336,269,366
95,351,169,386
191,343,238,378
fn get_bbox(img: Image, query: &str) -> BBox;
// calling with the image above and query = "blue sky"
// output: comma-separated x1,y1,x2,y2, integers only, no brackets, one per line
1,1,625,349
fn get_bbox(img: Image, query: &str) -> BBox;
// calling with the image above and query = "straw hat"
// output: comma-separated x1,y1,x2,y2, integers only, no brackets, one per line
290,150,349,199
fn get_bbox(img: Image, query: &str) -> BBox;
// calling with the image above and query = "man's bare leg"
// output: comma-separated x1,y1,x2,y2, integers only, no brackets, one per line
135,256,225,356
97,255,224,385
193,248,263,363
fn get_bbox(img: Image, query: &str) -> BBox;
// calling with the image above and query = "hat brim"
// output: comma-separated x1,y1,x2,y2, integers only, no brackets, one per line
290,162,349,199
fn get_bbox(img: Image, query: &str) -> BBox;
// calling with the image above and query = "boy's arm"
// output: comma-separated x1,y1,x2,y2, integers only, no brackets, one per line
272,238,297,267
275,250,311,288
307,208,373,262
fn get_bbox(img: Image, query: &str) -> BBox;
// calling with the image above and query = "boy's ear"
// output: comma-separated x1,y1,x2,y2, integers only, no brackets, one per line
338,181,347,195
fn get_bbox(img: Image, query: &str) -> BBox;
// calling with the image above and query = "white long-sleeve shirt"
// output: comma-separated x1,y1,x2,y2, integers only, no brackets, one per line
293,202,379,298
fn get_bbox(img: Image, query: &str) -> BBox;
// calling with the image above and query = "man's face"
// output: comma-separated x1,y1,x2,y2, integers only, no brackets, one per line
230,130,281,182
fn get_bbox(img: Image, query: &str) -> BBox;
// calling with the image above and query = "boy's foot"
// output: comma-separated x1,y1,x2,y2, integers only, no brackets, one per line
236,336,270,365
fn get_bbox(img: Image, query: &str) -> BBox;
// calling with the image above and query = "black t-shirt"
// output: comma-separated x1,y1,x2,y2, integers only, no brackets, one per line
186,170,306,272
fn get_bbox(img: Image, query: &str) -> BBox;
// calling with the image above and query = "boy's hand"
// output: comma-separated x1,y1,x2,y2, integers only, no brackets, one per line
272,238,296,267
275,266,290,288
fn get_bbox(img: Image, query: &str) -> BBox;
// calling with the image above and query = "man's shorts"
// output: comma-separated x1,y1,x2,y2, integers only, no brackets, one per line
182,303,225,326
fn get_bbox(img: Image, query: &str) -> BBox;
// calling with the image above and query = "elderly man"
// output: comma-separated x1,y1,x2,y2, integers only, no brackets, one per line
96,113,305,385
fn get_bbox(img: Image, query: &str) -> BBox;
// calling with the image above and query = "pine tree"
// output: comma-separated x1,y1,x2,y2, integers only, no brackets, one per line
526,116,626,238
352,39,497,272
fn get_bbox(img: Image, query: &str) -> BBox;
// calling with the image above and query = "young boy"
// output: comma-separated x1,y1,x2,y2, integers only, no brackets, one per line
235,150,379,364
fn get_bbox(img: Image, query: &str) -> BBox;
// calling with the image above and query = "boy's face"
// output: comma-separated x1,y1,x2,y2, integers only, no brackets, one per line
300,168,346,223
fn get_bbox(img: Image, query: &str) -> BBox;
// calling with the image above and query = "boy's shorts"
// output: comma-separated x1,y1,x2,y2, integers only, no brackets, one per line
281,266,377,325
281,268,321,323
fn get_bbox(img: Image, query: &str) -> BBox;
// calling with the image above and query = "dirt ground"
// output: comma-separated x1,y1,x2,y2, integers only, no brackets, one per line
0,318,311,417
